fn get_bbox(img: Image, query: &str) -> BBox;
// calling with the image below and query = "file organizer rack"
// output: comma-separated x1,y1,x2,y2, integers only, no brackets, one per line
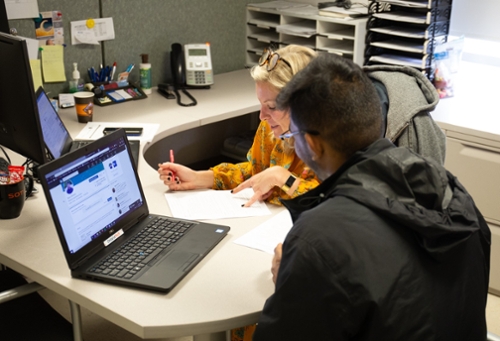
246,2,368,67
363,0,453,81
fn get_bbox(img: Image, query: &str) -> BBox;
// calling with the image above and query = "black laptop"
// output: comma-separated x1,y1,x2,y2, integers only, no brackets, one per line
35,87,140,166
38,129,230,292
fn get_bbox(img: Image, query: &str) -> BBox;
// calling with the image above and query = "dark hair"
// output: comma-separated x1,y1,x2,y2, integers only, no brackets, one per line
276,53,383,158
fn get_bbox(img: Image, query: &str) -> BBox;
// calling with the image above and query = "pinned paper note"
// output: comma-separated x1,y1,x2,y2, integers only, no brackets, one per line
29,59,43,90
41,45,66,83
5,0,39,20
71,18,115,45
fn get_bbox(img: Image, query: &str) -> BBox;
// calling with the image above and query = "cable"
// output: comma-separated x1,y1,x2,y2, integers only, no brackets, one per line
174,87,197,107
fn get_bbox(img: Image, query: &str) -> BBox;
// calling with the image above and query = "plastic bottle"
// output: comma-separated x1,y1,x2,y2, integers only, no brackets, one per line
139,54,152,94
69,63,84,93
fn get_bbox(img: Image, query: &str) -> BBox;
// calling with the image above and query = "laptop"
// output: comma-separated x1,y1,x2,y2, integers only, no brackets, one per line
35,87,140,166
38,129,230,292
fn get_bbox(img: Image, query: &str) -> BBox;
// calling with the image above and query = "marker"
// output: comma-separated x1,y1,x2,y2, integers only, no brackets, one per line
169,149,177,183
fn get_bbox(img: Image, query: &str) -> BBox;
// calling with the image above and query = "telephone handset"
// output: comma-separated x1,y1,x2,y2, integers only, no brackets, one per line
171,43,186,87
169,43,197,107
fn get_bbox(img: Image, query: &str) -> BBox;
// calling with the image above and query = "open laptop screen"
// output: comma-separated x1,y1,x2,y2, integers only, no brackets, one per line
36,88,71,159
42,134,143,254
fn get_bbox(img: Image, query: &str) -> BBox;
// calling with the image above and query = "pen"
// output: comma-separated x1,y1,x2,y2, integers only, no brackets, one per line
111,62,117,81
126,63,135,73
169,149,177,181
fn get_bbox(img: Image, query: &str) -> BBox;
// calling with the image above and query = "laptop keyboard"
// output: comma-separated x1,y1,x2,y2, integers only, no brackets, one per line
89,217,194,279
73,141,91,148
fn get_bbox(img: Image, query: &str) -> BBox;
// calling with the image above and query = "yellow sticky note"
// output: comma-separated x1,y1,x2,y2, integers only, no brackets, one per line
41,45,66,83
29,59,43,90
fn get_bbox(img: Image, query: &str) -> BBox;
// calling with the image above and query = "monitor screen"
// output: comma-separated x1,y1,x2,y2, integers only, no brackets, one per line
0,32,48,165
36,87,71,159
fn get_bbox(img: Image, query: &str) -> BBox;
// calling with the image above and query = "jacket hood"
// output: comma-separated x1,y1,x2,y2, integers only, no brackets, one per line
284,139,483,261
363,65,440,141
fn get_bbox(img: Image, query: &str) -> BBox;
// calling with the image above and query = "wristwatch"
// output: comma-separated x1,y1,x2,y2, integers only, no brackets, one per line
281,175,296,193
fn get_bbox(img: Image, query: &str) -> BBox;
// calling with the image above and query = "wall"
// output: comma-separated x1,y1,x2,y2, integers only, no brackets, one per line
449,0,500,42
6,0,270,96
6,0,498,96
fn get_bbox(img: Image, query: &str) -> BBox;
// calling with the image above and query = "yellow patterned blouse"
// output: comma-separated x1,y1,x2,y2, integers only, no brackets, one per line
210,120,320,206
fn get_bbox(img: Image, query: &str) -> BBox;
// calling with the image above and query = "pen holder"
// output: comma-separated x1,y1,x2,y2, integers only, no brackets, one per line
92,81,147,106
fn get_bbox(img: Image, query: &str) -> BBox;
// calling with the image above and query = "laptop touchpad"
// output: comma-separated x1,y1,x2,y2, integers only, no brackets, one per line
159,250,199,272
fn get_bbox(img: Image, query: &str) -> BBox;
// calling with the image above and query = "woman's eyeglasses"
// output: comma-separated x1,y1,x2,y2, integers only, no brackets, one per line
259,48,292,72
279,129,319,141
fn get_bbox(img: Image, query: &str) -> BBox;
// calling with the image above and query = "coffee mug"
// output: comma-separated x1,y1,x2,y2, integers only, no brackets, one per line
0,176,34,219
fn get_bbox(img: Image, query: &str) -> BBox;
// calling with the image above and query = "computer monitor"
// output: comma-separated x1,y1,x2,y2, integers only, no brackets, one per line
0,31,48,165
0,0,9,34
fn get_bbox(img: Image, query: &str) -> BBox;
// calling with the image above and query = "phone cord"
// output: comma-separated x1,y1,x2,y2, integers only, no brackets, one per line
174,87,197,107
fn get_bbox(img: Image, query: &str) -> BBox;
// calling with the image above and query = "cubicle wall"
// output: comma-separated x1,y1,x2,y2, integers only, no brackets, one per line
6,0,270,96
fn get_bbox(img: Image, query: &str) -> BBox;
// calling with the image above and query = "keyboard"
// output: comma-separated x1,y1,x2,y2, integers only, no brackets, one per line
89,217,193,279
73,141,91,148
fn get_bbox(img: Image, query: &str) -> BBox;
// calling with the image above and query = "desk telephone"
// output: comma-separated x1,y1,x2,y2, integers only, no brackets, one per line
158,43,213,107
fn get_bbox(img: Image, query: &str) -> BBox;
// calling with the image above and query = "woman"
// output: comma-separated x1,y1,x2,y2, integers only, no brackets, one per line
158,45,319,206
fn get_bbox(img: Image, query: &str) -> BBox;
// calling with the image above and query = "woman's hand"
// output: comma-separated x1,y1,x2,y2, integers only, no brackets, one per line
272,243,283,285
158,163,213,191
232,166,292,207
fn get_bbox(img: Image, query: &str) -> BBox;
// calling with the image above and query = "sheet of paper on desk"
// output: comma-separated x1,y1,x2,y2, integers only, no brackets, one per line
75,122,159,142
164,188,271,220
233,210,293,254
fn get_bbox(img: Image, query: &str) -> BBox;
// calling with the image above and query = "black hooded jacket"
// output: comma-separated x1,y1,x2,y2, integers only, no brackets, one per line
254,138,491,341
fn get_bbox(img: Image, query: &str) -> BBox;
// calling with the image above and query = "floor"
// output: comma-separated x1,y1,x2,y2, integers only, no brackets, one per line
36,289,500,340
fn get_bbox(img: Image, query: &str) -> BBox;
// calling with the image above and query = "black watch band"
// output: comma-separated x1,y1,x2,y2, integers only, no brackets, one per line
281,175,296,192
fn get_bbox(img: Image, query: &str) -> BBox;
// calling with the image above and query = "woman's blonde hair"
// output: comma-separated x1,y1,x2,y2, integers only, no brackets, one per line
250,45,317,90
251,45,316,152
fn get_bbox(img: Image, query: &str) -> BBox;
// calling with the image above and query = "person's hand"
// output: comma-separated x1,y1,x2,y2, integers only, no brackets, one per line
272,243,283,285
232,166,291,207
158,163,211,191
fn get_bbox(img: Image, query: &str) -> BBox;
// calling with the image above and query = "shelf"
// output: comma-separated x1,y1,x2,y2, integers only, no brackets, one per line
364,0,453,81
246,2,368,66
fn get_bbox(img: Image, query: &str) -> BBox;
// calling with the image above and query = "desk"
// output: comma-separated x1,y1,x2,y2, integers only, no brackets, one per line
431,60,500,295
0,69,278,340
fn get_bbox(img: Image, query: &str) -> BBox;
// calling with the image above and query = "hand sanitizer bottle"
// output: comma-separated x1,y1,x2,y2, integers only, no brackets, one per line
69,62,84,93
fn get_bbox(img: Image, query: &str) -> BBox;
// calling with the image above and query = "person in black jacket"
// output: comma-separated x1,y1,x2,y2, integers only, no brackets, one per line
253,53,491,341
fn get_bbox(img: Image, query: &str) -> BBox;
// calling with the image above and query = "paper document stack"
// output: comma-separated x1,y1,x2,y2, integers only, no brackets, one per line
319,5,368,18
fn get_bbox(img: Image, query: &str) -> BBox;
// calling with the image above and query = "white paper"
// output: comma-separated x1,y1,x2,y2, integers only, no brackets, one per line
276,21,317,38
59,93,75,108
18,36,40,60
164,188,272,220
5,0,39,20
373,11,429,24
233,209,293,254
75,122,159,142
370,26,429,39
71,18,115,45
247,1,308,10
280,5,319,17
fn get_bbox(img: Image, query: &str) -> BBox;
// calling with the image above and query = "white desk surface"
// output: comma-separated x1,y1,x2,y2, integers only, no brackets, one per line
2,64,498,339
0,69,278,339
431,61,500,142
